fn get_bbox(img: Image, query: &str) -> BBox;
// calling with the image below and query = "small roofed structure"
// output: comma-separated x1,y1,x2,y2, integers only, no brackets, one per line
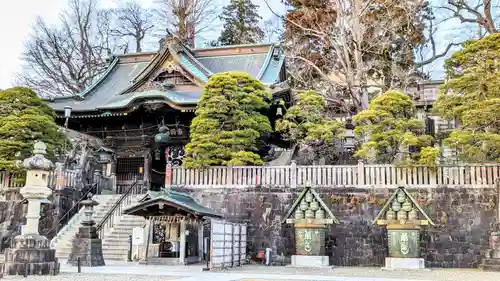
282,186,339,267
123,189,221,265
373,186,435,270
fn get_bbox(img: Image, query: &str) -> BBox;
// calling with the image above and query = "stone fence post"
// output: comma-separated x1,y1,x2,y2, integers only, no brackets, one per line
357,160,365,186
290,161,297,188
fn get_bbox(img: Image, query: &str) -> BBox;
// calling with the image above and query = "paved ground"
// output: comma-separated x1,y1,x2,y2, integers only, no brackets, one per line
2,260,500,281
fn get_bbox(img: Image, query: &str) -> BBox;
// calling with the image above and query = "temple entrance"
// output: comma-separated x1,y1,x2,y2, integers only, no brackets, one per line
151,145,186,190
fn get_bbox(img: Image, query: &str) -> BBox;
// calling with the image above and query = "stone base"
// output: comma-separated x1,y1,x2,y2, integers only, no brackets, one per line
3,234,59,276
67,237,105,267
290,255,330,267
479,259,500,271
383,257,425,270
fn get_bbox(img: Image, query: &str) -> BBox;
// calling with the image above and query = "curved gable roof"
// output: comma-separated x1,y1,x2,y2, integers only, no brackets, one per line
44,39,287,114
44,56,150,112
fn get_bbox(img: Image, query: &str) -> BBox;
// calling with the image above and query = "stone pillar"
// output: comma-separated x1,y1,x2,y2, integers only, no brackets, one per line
52,162,64,236
3,141,60,276
93,170,101,194
67,194,105,267
179,220,186,264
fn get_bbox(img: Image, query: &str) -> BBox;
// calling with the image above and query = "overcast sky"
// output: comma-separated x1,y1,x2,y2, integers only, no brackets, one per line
0,0,285,89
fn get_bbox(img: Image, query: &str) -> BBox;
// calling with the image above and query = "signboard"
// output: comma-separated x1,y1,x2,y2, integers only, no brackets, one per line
132,227,144,246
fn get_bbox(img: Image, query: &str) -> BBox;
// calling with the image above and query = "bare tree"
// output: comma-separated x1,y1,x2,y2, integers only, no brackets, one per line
263,15,284,43
110,0,155,53
437,0,499,34
266,0,437,113
154,0,219,47
16,0,119,97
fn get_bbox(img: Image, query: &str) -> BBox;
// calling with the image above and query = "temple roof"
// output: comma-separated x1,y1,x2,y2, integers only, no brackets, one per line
44,37,286,115
123,188,222,219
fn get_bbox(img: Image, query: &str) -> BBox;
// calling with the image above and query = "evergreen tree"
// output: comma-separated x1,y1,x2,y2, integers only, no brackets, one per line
275,90,345,164
217,0,264,46
183,71,272,168
353,90,439,165
434,33,500,162
276,90,344,146
0,87,67,171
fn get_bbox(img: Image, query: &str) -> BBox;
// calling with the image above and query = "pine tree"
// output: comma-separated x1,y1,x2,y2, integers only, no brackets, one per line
217,0,264,46
276,90,344,146
183,71,272,168
353,90,439,165
434,33,500,162
0,87,67,171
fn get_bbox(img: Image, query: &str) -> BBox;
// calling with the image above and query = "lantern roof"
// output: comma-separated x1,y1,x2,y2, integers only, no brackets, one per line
22,141,55,171
282,186,339,225
372,186,435,227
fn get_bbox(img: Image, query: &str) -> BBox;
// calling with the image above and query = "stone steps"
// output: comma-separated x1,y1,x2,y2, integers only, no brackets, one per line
51,194,124,259
51,193,146,262
479,264,500,271
483,258,500,266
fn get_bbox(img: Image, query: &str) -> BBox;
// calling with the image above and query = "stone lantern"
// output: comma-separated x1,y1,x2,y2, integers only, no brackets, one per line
3,141,60,276
282,186,339,267
373,186,435,269
68,193,105,267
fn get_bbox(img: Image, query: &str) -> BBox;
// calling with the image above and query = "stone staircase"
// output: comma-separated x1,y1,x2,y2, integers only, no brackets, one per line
51,192,146,261
51,194,119,259
100,196,146,260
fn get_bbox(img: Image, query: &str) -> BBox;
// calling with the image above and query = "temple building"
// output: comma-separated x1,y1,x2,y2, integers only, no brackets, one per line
43,35,289,190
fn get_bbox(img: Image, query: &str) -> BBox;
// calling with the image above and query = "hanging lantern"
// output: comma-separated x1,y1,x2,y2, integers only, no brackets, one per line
154,126,170,146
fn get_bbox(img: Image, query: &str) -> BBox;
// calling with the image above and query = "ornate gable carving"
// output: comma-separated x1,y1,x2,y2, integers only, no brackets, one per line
136,58,195,92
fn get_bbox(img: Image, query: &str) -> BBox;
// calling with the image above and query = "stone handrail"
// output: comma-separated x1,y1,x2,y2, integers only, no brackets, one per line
165,163,500,189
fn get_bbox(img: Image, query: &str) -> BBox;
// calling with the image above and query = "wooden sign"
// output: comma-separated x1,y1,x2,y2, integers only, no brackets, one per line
132,227,144,246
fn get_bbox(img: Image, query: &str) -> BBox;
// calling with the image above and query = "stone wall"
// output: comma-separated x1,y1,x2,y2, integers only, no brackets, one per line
0,187,88,249
0,201,26,250
180,186,497,268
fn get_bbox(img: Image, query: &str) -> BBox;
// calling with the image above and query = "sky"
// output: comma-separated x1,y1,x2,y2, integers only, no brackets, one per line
0,0,285,89
0,0,492,90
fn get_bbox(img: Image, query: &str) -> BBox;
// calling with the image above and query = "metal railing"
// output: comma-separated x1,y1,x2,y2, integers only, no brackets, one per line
95,178,143,239
44,182,99,239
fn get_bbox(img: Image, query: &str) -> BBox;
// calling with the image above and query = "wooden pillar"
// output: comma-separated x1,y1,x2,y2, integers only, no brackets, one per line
143,217,153,264
198,222,204,261
179,220,186,264
143,149,152,190
496,178,500,224
165,164,173,188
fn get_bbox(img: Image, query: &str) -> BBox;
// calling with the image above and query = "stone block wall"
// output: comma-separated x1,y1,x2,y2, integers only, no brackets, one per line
180,186,497,268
